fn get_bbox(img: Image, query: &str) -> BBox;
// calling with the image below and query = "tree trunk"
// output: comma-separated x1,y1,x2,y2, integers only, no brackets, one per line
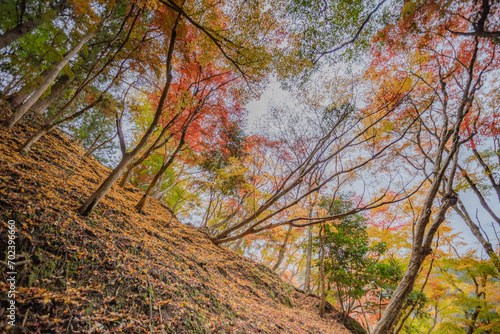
231,238,244,252
79,155,133,216
466,282,481,334
272,225,293,271
119,167,133,187
135,139,185,213
78,14,180,216
372,196,454,334
151,173,164,199
119,117,179,188
19,90,105,153
304,226,313,293
31,74,74,115
2,29,98,128
0,20,40,50
19,123,56,154
319,223,326,318
465,307,480,334
6,70,51,108
7,87,30,108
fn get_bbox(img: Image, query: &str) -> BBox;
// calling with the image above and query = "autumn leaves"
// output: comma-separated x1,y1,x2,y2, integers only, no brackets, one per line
1,0,500,332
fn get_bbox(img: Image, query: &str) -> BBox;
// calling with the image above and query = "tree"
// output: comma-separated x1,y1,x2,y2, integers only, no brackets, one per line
1,3,111,128
78,10,182,215
209,97,419,244
315,196,405,329
78,0,282,215
0,0,69,50
365,1,499,330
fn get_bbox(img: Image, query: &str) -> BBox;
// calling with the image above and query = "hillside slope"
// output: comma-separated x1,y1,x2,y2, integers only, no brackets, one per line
0,121,351,333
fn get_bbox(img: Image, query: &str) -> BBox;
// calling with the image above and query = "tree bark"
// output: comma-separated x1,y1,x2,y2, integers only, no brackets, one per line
466,306,480,334
372,164,457,333
272,225,293,271
2,29,99,128
119,167,134,187
30,74,74,115
135,135,186,212
373,35,479,333
79,155,133,216
6,70,51,108
18,84,108,153
0,20,40,50
304,226,313,293
319,223,326,318
118,125,177,187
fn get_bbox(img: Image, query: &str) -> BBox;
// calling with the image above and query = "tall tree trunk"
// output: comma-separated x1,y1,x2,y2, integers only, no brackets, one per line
2,29,98,128
31,74,74,115
18,81,109,153
135,137,186,213
119,167,134,187
6,70,51,108
304,226,313,293
0,20,41,50
118,125,177,187
79,156,133,216
466,281,482,334
78,14,180,216
151,173,164,199
231,238,244,252
373,37,478,334
465,307,480,334
0,0,68,50
319,223,326,318
372,175,457,333
135,78,215,213
272,225,293,271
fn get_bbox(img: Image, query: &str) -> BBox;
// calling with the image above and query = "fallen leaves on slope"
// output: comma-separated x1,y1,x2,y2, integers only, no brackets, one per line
0,121,350,334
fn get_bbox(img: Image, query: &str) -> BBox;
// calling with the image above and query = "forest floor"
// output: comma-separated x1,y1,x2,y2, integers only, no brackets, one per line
0,120,352,333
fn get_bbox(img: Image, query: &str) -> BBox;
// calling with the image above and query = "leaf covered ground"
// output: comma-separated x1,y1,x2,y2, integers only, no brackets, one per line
0,121,351,333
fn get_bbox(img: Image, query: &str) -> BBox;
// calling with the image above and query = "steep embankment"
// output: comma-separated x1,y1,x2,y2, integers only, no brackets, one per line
0,119,350,333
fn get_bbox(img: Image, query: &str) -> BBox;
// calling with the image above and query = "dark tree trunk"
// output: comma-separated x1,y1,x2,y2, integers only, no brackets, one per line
0,20,40,50
272,225,293,271
6,70,51,108
304,226,313,293
319,224,326,318
30,75,74,115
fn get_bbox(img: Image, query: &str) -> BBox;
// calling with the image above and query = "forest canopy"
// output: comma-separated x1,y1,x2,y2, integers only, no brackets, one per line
1,0,499,332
